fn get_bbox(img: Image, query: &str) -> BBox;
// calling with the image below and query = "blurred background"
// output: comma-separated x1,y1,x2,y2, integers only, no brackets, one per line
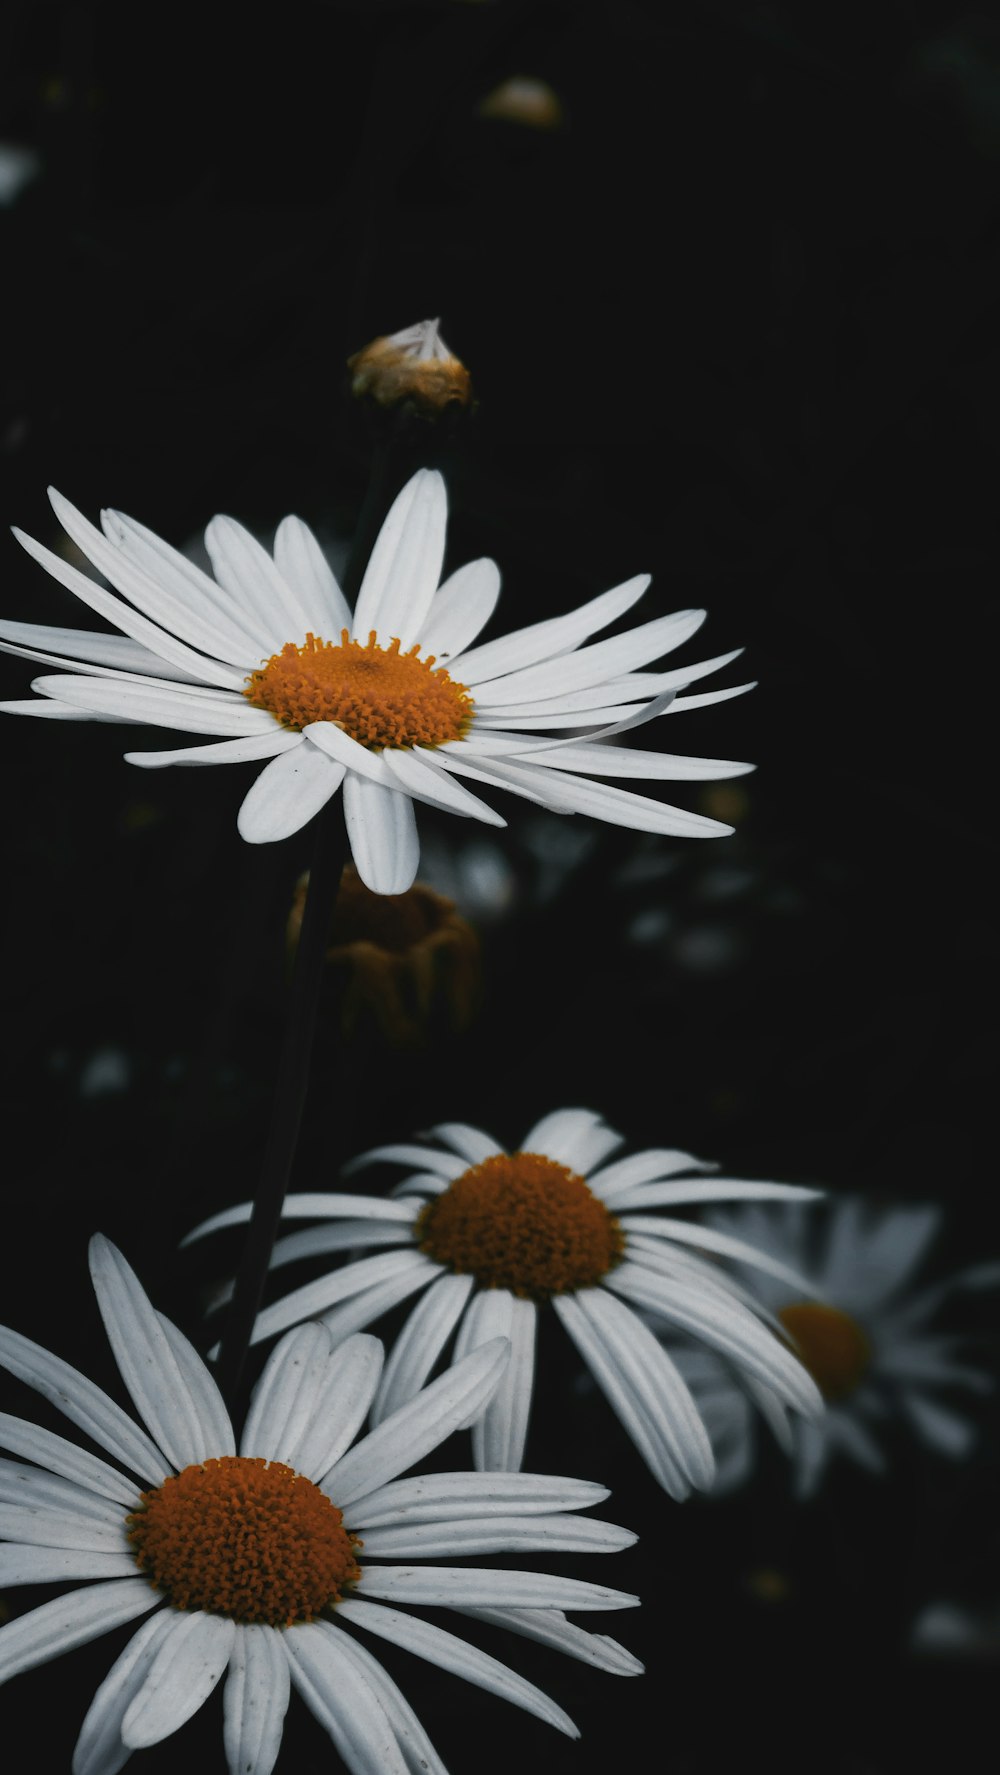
0,4,997,1771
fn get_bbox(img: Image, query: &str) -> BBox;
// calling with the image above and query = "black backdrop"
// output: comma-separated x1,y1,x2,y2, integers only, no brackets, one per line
1,5,997,1772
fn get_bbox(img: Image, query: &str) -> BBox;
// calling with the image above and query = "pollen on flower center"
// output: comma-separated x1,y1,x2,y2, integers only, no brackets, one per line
415,1151,625,1300
778,1302,872,1402
244,629,473,748
126,1456,361,1627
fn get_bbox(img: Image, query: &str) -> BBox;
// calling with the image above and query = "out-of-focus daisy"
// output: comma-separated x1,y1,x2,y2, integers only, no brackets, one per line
187,1109,824,1497
0,471,753,891
0,1237,642,1773
667,1197,999,1495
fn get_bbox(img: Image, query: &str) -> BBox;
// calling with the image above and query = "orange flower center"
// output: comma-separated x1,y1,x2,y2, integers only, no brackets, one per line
416,1151,625,1300
777,1302,872,1402
244,629,473,747
126,1456,361,1626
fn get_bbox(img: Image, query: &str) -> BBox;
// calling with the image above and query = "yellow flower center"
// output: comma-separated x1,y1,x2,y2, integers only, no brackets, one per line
777,1302,872,1402
416,1151,625,1300
244,630,473,747
126,1456,361,1627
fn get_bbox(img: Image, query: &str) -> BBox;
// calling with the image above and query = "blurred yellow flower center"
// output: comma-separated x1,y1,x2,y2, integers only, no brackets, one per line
244,629,473,747
778,1302,872,1401
126,1456,361,1626
416,1151,625,1300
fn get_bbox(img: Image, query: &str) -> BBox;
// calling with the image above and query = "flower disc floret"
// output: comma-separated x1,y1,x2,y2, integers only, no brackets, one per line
126,1455,361,1626
778,1301,871,1402
416,1151,626,1300
244,629,473,747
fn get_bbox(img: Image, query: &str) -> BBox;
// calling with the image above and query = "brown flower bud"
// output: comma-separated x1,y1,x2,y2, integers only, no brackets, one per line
347,319,472,414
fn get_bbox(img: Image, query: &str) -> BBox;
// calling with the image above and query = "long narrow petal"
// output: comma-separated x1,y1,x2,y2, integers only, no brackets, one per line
669,679,757,711
417,558,501,661
73,1609,175,1775
101,507,272,656
0,697,100,720
205,515,317,640
319,1266,442,1351
353,1566,637,1611
586,1149,717,1199
485,761,735,837
0,623,206,683
348,1471,610,1528
237,745,345,843
454,1291,537,1472
450,574,650,683
381,747,506,826
345,1145,469,1180
455,1606,643,1677
337,1596,579,1737
470,608,707,705
303,720,396,784
0,1411,139,1506
0,1324,170,1486
607,1178,822,1211
522,742,754,779
125,731,300,769
89,1235,220,1470
121,1611,235,1748
273,514,352,635
427,1122,503,1166
343,773,420,893
352,470,447,650
0,1578,158,1685
323,1339,509,1506
322,1626,449,1775
356,1512,635,1559
552,1293,692,1496
247,1251,434,1350
240,1323,336,1462
0,1455,132,1522
519,1109,617,1172
222,1621,291,1775
155,1313,235,1456
0,1545,138,1584
284,1620,409,1775
0,1502,128,1550
620,1215,821,1295
371,1274,475,1426
291,1335,386,1481
31,673,272,735
183,1191,419,1245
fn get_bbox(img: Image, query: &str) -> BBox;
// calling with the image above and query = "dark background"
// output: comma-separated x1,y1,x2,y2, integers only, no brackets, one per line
1,4,998,1771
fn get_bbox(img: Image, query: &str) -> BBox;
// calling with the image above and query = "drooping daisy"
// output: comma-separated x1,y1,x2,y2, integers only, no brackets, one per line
186,1108,825,1497
0,472,753,891
663,1197,999,1496
0,1237,642,1774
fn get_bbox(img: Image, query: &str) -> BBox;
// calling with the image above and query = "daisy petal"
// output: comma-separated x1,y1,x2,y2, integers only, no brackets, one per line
223,1621,291,1775
417,558,501,661
274,514,352,635
0,698,100,720
342,773,420,893
240,1323,335,1463
481,762,734,837
451,574,650,684
0,1455,132,1521
586,1149,717,1199
322,1627,449,1775
323,1337,509,1506
101,508,272,657
237,745,345,844
348,1472,610,1528
352,1565,637,1612
619,1215,820,1296
319,1264,442,1350
337,1596,579,1738
183,1191,419,1245
284,1620,409,1775
292,1335,386,1481
0,1577,158,1685
904,1393,976,1458
470,608,707,705
371,1274,475,1426
0,1545,138,1584
125,731,301,769
523,742,755,780
155,1313,235,1457
0,1411,139,1507
427,1123,504,1166
352,469,447,651
30,673,272,735
0,1323,170,1487
519,1109,611,1168
344,1145,469,1180
89,1235,218,1470
303,719,396,784
356,1512,635,1559
607,1178,822,1211
381,747,506,826
552,1293,691,1497
121,1610,235,1749
455,1606,644,1677
73,1610,176,1775
248,1251,435,1350
0,1502,127,1550
0,623,206,684
454,1291,537,1472
205,515,317,641
669,680,757,711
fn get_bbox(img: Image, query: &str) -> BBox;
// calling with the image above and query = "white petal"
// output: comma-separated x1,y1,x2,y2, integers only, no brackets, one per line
337,1596,579,1737
237,745,345,843
248,1251,434,1349
323,1337,509,1506
454,1606,643,1677
357,1511,635,1559
552,1294,688,1495
454,1291,536,1472
0,1577,158,1685
426,1122,503,1166
320,1265,442,1351
101,507,272,656
223,1621,291,1775
274,514,352,635
0,622,206,683
353,1566,636,1611
587,1149,718,1199
619,1215,820,1296
205,514,317,641
349,1471,610,1528
343,773,420,893
519,1108,612,1169
0,1455,132,1522
493,762,735,837
266,1222,414,1275
31,673,272,735
73,1609,175,1775
470,608,706,705
89,1235,220,1470
904,1393,975,1458
15,521,242,689
0,1544,138,1584
417,557,501,661
284,1620,409,1775
351,469,447,650
240,1323,334,1461
608,1178,823,1212
668,679,757,711
0,1323,170,1487
125,731,300,769
371,1274,475,1426
155,1312,235,1456
303,720,396,784
183,1191,419,1244
422,745,560,808
450,574,650,684
321,1626,449,1775
344,1145,469,1180
0,697,100,720
0,1502,127,1550
522,742,754,779
381,747,506,826
0,1411,139,1506
121,1610,235,1748
291,1334,386,1481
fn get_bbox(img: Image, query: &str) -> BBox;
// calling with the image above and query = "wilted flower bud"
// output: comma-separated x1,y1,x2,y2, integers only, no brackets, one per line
347,318,472,413
288,865,481,1045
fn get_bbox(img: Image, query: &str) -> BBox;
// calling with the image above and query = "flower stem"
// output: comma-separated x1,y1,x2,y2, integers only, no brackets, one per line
214,798,349,1408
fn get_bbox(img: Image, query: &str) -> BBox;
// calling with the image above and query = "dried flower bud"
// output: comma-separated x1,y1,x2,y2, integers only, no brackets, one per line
347,319,472,413
478,76,564,131
288,865,481,1045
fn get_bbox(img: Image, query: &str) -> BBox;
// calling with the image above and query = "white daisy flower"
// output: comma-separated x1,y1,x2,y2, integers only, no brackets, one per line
186,1108,825,1498
665,1197,999,1496
0,472,753,892
0,1237,642,1774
